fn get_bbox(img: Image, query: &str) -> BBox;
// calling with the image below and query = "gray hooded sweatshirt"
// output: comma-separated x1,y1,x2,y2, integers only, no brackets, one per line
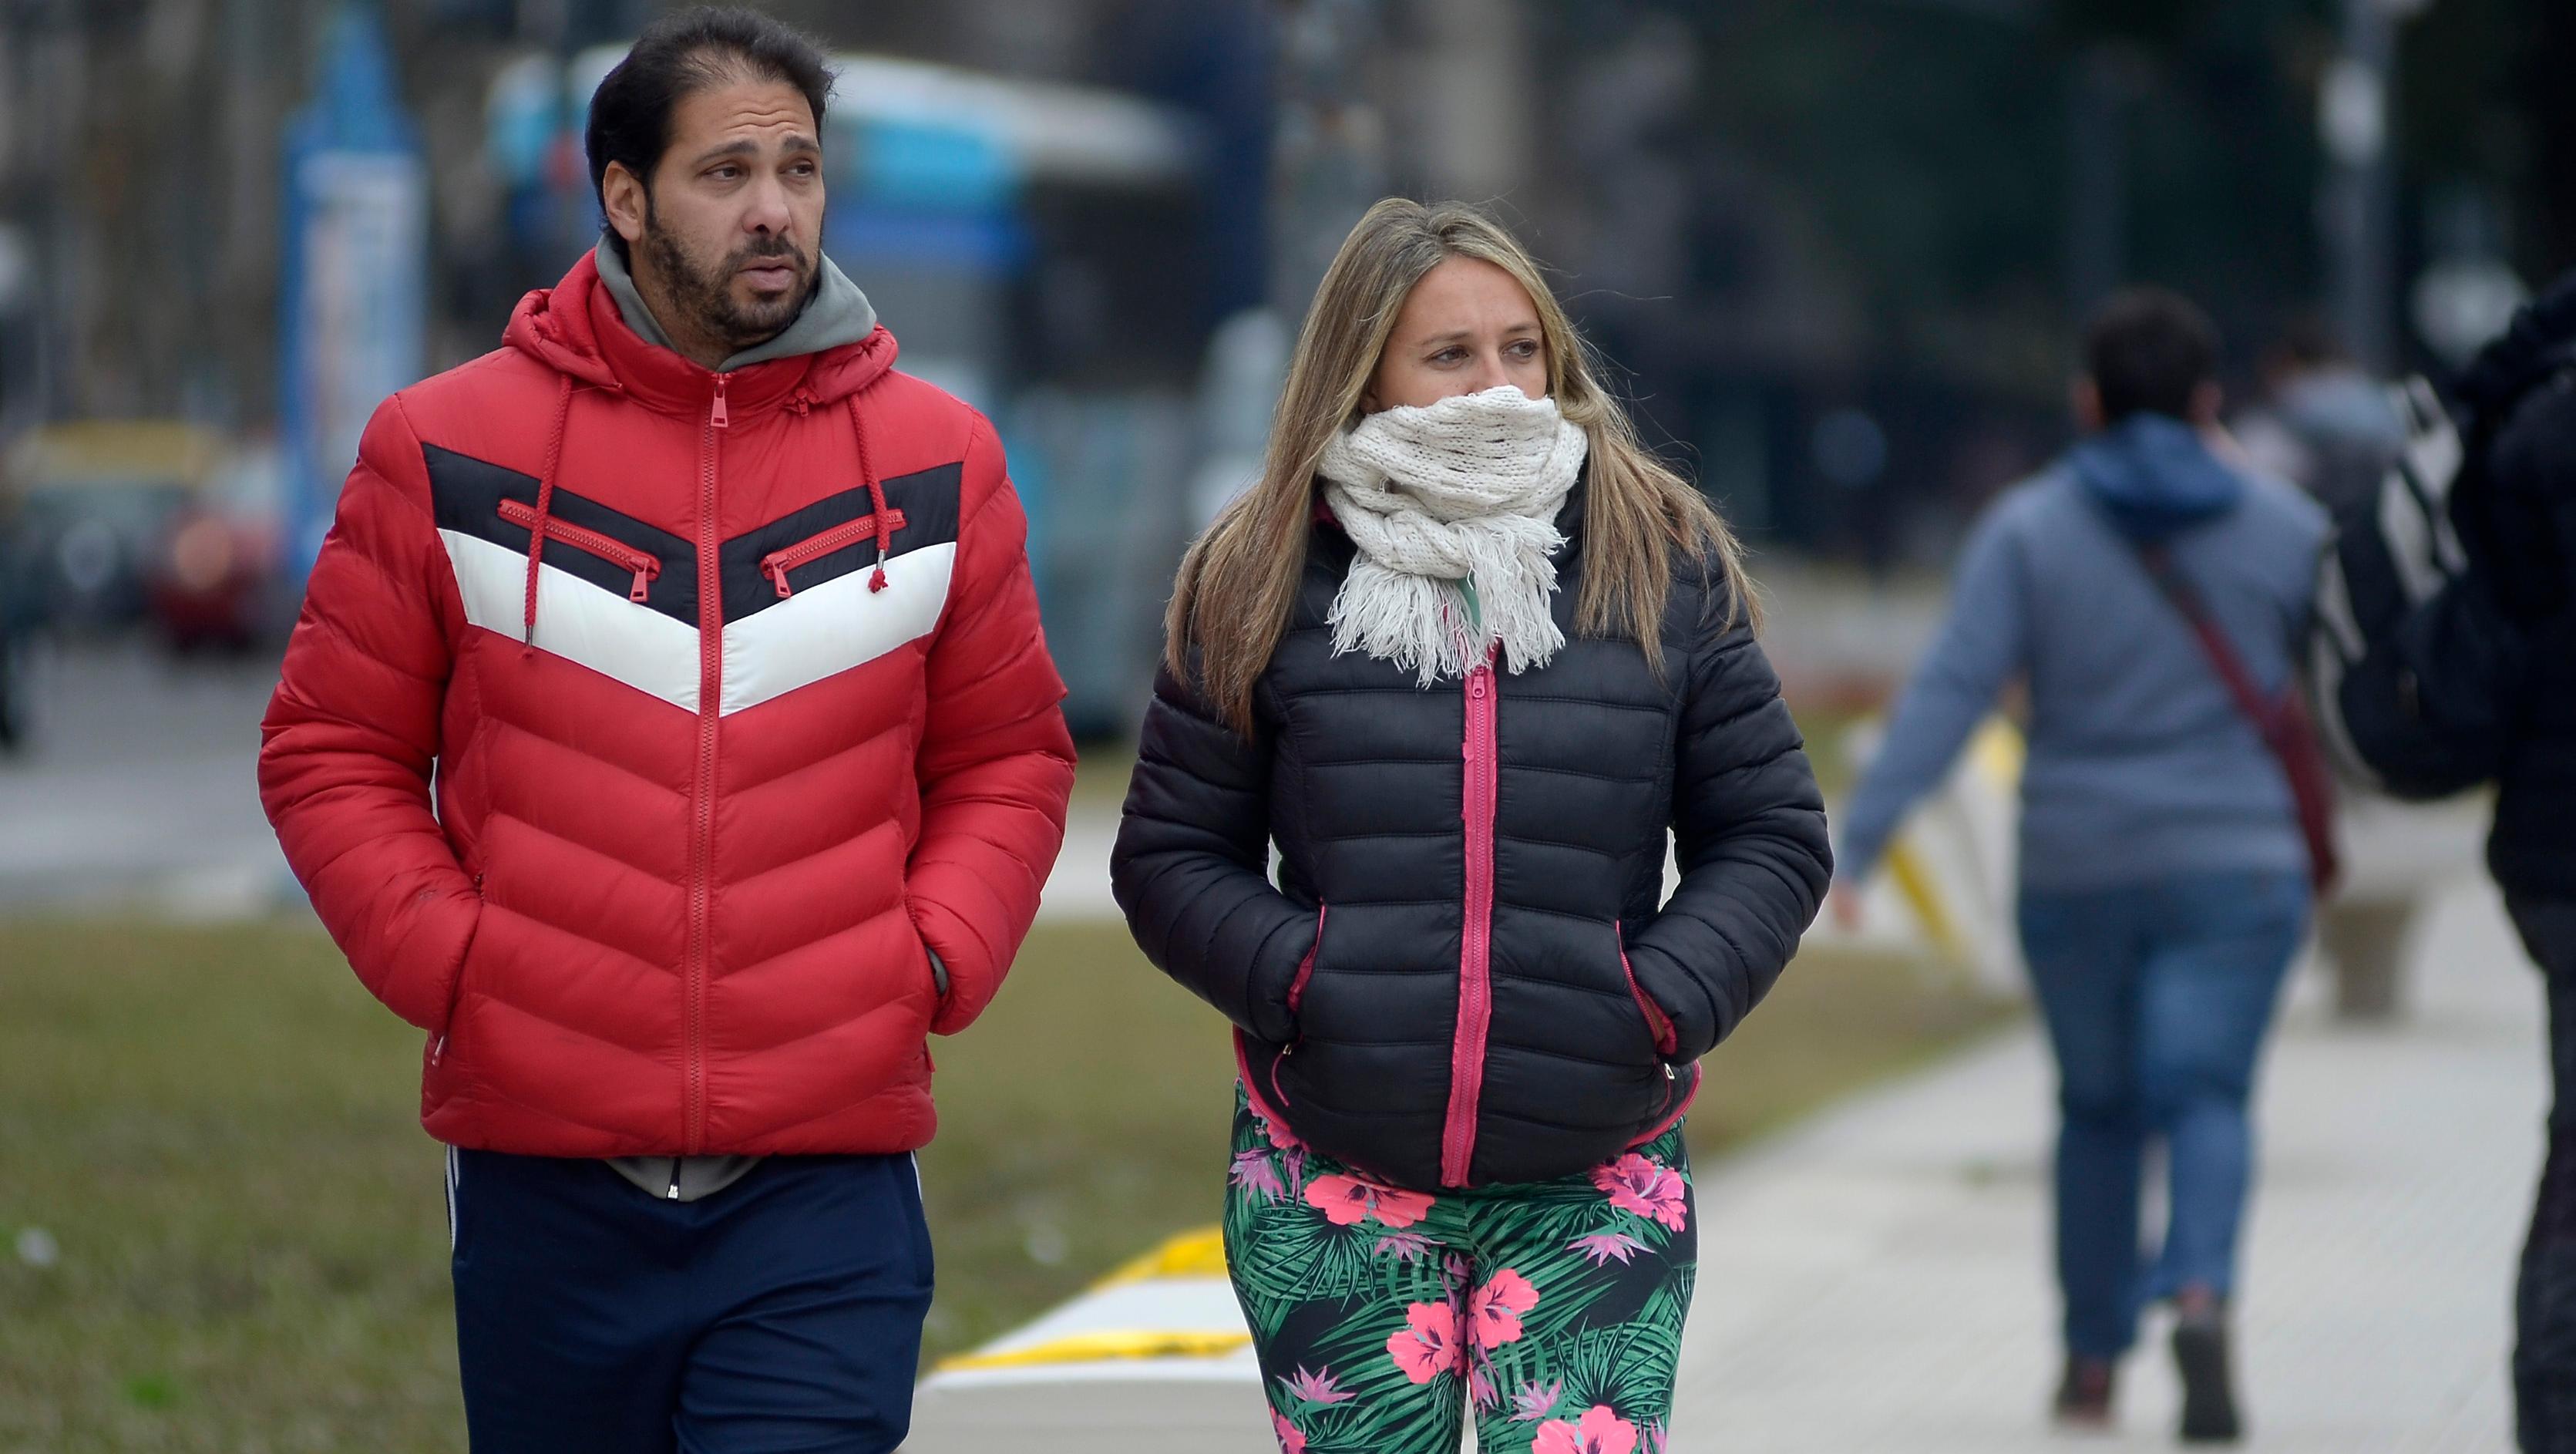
1838,415,2329,894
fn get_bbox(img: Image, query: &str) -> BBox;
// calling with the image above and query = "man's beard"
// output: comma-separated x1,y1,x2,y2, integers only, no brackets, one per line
640,207,818,355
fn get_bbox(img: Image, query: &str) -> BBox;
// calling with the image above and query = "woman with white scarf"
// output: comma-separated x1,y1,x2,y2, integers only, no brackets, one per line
1114,200,1830,1454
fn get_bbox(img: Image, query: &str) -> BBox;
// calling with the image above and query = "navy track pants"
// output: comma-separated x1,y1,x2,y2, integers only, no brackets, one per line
448,1147,933,1453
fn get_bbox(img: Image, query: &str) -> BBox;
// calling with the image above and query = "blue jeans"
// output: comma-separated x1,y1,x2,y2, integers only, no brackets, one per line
2017,870,2308,1360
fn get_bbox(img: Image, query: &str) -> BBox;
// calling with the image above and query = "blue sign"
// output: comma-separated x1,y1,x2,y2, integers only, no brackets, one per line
280,2,427,577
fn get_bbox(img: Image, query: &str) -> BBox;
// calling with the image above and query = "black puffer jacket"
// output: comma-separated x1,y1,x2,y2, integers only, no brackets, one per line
1112,485,1831,1190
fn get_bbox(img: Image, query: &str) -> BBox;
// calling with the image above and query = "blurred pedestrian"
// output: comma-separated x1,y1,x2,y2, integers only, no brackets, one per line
2331,271,2576,1452
1111,199,1830,1454
257,9,1074,1451
1837,289,2329,1442
2232,321,2452,1022
2232,317,2408,515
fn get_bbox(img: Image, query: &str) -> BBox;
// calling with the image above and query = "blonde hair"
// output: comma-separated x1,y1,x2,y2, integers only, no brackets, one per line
1165,198,1757,734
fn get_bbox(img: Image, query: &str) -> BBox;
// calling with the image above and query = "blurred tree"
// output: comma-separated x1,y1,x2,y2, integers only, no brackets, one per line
2399,0,2576,284
2048,0,2225,47
1526,0,2330,559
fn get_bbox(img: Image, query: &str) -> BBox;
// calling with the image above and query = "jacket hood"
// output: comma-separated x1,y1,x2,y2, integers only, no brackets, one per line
2070,413,2247,540
502,248,896,422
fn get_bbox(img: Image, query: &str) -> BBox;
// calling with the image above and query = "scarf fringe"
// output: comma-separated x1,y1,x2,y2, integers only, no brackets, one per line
1319,386,1586,684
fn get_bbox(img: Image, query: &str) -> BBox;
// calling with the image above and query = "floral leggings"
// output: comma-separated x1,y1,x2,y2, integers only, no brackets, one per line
1225,1087,1694,1454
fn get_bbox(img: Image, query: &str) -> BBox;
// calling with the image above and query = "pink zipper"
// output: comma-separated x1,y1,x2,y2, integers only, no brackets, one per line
1265,904,1329,1109
1235,1031,1295,1120
1627,1062,1699,1149
759,510,909,597
496,500,661,602
1440,656,1500,1187
1286,904,1326,1012
1618,924,1677,1056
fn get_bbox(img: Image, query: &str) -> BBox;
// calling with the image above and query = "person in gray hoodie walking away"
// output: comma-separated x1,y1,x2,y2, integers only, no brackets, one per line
1837,290,2327,1444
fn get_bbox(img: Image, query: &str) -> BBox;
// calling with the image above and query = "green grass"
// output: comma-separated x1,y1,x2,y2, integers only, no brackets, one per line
0,916,2007,1452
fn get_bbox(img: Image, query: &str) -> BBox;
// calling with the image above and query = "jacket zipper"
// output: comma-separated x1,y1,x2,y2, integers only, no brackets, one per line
1440,655,1500,1187
1286,904,1326,1015
496,500,661,601
683,373,728,1153
1270,904,1328,1107
1618,924,1678,1058
759,509,909,597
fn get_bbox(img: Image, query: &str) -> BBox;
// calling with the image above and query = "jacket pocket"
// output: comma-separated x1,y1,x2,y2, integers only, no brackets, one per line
1618,923,1679,1059
431,876,486,1065
1286,902,1326,1018
497,500,662,601
1268,904,1327,1100
758,509,910,597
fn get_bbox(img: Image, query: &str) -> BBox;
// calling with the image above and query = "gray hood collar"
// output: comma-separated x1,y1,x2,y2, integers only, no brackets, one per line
593,242,877,372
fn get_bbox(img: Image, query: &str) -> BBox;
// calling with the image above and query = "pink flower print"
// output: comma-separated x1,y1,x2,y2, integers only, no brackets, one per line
1257,1106,1304,1152
1512,1378,1565,1422
1532,1405,1639,1454
1271,1410,1307,1454
1466,1268,1540,1348
1569,1230,1648,1267
1372,1180,1434,1227
1305,1173,1434,1229
1277,1365,1354,1407
1374,1231,1434,1263
1280,1146,1309,1198
1386,1300,1462,1384
1231,1149,1285,1203
1444,1250,1474,1290
1646,1420,1668,1453
1591,1154,1689,1233
1469,1359,1497,1410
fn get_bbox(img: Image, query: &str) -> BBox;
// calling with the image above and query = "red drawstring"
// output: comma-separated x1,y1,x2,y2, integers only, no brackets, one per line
847,396,890,592
521,375,575,650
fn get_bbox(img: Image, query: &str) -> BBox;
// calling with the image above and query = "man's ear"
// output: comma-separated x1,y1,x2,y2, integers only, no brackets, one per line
600,162,649,249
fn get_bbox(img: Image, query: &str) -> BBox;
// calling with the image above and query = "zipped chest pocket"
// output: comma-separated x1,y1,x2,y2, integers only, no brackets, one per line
498,499,661,602
761,510,908,597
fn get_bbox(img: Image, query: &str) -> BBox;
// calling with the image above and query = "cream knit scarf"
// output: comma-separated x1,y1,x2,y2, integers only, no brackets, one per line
1317,385,1589,685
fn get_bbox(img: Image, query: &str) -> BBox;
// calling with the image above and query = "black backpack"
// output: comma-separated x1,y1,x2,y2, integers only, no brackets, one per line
2305,379,2495,800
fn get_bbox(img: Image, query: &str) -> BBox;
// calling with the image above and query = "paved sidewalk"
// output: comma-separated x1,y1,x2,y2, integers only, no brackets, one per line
1670,877,2542,1452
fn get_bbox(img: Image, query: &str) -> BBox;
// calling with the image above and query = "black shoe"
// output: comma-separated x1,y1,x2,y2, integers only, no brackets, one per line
2172,1315,2241,1443
2053,1356,2116,1430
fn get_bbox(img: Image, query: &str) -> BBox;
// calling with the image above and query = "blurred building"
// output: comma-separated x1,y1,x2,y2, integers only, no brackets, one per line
1,0,2569,573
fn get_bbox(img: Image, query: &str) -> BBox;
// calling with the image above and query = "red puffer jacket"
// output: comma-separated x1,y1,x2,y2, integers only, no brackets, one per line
259,253,1076,1157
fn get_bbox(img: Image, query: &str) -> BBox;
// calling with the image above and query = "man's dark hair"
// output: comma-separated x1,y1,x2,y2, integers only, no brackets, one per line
585,6,836,260
2268,313,2351,372
2083,288,2222,424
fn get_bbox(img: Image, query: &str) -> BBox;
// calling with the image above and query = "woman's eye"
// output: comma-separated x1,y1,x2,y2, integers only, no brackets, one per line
1508,341,1540,359
1432,348,1467,365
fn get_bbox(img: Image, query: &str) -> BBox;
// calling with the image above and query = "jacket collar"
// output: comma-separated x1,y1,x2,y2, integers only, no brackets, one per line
502,250,898,423
592,241,879,372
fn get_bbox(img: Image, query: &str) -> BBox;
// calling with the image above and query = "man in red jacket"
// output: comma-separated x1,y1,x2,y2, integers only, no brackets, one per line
257,10,1074,1449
